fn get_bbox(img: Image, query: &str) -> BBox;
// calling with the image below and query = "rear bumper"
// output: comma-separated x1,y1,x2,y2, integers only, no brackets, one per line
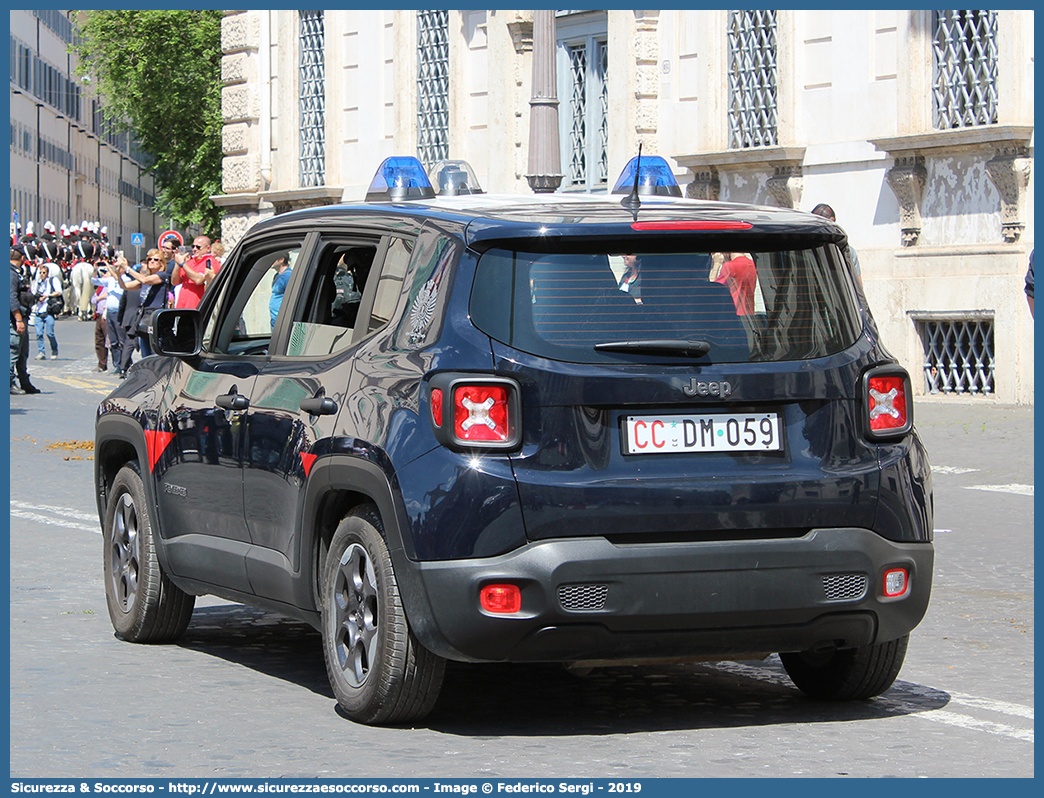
406,528,933,662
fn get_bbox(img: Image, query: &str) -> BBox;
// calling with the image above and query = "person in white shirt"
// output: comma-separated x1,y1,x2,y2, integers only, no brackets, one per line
29,260,62,359
91,259,128,376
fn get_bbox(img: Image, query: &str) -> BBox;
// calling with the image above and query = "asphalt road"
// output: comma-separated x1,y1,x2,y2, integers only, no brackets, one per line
8,316,1034,779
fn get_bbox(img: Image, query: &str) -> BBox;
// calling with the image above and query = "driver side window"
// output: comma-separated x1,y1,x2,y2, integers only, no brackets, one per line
203,245,302,356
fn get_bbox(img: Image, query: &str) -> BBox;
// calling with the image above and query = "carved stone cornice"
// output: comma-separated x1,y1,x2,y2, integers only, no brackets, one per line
506,11,533,54
884,156,928,247
870,125,1033,157
259,187,345,215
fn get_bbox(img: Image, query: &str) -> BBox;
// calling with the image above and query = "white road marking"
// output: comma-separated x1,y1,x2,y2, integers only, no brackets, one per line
10,500,101,534
933,466,980,475
947,691,1035,721
965,483,1034,496
883,706,1034,743
708,660,1034,743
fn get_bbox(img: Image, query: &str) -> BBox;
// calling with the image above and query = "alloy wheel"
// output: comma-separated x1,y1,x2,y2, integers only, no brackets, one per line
110,493,140,614
333,543,379,687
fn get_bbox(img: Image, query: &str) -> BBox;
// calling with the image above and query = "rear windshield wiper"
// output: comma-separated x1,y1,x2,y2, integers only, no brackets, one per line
593,339,712,358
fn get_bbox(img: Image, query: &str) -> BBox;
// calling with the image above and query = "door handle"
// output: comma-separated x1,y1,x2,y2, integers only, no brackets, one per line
216,391,249,411
299,396,338,415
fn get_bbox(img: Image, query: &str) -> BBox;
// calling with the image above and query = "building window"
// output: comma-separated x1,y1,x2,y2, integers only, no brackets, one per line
417,10,449,167
727,10,777,149
932,10,998,129
557,13,608,192
299,10,326,188
915,315,995,395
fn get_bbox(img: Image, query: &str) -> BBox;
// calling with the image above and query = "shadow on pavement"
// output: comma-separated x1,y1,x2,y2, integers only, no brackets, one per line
176,603,952,736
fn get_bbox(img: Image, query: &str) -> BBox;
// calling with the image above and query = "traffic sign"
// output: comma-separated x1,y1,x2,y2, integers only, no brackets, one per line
158,229,183,247
131,233,144,247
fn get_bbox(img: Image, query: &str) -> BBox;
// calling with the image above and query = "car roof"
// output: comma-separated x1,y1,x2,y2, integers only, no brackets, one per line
247,193,846,252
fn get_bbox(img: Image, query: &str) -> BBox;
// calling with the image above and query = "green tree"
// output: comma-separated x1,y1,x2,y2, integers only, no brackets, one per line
73,10,224,235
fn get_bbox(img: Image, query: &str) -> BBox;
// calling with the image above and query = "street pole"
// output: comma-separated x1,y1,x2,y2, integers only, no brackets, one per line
526,10,563,194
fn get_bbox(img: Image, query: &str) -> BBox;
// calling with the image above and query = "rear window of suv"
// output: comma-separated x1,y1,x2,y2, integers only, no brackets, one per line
470,245,862,364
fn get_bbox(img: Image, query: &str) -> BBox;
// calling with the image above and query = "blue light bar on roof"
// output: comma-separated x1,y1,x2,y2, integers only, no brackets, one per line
611,155,682,197
365,157,437,202
428,159,484,196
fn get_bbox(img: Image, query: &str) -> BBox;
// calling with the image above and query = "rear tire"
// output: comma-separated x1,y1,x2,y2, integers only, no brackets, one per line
320,505,445,725
103,462,194,642
780,635,908,700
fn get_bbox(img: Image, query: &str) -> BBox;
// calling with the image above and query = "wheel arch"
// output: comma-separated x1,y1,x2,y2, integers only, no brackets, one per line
94,414,150,527
302,454,447,654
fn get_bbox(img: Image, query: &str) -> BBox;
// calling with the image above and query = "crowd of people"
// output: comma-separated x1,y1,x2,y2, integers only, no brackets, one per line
10,219,222,395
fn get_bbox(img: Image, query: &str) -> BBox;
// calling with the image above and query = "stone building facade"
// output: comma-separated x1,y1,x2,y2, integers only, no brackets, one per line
215,9,1034,404
9,10,168,252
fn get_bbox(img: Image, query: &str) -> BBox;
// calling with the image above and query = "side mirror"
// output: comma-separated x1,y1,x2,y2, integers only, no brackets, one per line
152,308,202,358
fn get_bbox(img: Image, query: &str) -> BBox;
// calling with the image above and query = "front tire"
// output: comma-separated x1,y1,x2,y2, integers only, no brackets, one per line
780,634,909,700
321,505,445,725
103,462,194,642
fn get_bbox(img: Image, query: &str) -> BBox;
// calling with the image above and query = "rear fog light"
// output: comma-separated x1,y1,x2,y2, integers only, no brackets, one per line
480,584,521,614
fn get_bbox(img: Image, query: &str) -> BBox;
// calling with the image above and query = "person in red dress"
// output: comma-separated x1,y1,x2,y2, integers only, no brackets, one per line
709,251,756,315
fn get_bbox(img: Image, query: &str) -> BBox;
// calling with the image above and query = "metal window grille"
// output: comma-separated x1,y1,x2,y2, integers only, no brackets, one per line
299,10,326,188
727,10,778,149
566,44,588,187
917,317,995,395
933,10,998,129
596,42,609,186
563,39,608,190
417,10,449,167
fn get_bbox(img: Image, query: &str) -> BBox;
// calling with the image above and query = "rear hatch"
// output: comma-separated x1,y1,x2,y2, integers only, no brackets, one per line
469,235,885,544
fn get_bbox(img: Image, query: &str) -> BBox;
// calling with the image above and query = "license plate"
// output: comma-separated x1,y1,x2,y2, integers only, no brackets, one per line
624,412,782,454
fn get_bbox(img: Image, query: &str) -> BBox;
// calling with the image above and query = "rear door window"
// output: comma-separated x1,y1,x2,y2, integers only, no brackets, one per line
470,245,861,364
283,237,381,357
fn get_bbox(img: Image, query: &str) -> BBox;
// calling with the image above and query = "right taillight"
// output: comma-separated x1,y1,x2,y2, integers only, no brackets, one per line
428,374,522,451
863,366,912,440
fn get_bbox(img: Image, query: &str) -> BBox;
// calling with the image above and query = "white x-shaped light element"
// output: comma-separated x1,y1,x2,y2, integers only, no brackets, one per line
460,396,498,431
869,386,900,420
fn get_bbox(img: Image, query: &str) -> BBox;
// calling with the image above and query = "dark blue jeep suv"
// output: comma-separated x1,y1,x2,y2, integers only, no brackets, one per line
95,156,933,724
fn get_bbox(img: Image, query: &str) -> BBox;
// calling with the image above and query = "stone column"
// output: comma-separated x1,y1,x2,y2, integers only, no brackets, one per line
525,10,562,193
985,145,1032,243
633,11,660,154
884,155,927,246
216,11,263,249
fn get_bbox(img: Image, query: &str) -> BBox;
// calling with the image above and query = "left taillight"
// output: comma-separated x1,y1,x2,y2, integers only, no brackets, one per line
429,374,522,451
862,366,912,440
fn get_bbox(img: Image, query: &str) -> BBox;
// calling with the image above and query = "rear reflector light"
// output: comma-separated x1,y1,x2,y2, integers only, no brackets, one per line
480,584,521,614
429,375,522,451
883,568,909,598
630,220,753,231
863,367,912,439
430,388,443,427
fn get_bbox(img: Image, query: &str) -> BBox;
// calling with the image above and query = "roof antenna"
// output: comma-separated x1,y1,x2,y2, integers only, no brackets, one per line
620,142,643,220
